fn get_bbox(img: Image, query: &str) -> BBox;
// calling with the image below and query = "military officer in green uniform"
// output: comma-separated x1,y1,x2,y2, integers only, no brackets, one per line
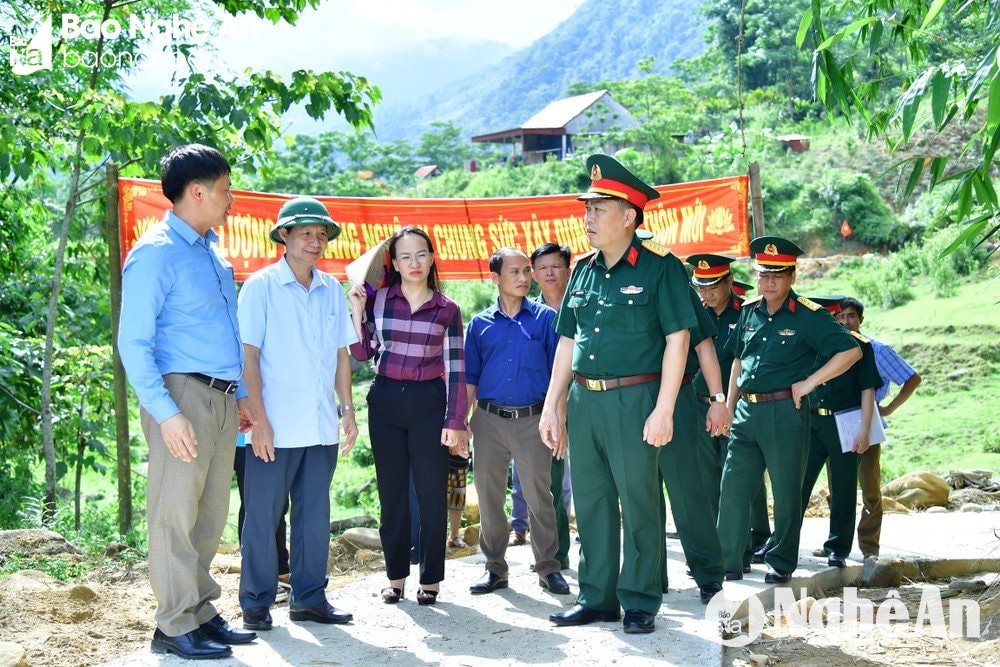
799,296,882,568
688,255,771,567
540,154,697,633
717,237,860,583
657,282,730,604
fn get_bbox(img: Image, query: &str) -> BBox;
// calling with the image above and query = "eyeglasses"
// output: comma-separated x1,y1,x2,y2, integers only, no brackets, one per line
396,251,431,265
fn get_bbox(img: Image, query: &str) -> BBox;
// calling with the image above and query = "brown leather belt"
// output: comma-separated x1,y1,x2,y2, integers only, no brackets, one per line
574,372,660,392
696,393,712,405
680,373,695,386
477,400,544,420
742,389,793,404
812,407,834,417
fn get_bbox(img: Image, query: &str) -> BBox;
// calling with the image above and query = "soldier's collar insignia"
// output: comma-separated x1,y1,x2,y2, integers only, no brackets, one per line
621,285,644,295
590,164,602,181
627,246,639,266
779,328,796,336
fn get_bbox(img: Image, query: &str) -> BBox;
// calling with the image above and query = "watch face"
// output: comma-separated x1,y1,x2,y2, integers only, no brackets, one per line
713,393,726,402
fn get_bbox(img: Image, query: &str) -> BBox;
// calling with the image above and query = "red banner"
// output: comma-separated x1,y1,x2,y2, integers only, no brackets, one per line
118,175,750,281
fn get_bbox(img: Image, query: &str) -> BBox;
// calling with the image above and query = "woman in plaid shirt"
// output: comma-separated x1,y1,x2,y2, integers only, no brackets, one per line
349,226,469,606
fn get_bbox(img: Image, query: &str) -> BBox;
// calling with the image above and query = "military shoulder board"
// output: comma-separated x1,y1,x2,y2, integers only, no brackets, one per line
641,239,671,257
796,296,822,311
850,330,871,344
742,295,763,305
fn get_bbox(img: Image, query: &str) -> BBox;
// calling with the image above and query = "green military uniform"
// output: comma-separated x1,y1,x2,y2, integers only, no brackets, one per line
557,235,696,614
536,293,571,567
658,286,725,590
800,297,882,559
717,238,858,575
687,255,770,564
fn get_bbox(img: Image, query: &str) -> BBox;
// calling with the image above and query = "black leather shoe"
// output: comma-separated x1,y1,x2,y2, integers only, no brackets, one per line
828,553,847,568
200,614,256,644
289,600,353,624
242,606,272,631
724,571,743,581
470,571,509,594
550,603,620,626
150,628,232,660
764,568,792,584
699,582,723,604
539,571,570,594
623,609,655,634
751,538,773,564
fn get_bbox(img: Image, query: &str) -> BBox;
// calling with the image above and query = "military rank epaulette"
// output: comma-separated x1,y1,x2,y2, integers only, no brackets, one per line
641,239,671,257
796,296,822,311
850,330,871,344
742,295,763,305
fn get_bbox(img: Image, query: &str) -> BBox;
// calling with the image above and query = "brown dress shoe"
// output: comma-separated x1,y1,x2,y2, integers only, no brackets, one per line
509,531,526,546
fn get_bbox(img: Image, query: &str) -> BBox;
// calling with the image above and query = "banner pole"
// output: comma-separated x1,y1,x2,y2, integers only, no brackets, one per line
106,165,133,534
748,161,765,237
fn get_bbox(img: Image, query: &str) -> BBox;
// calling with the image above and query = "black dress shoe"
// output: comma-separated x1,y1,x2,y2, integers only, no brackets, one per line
243,606,272,631
764,568,792,584
289,600,353,624
751,538,773,564
622,609,655,634
150,628,232,660
724,571,743,581
828,553,847,568
470,571,509,594
550,603,620,626
200,614,257,644
539,571,570,594
699,582,723,604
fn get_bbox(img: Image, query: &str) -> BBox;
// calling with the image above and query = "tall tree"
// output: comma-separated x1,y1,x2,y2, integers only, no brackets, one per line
803,0,999,250
0,0,380,530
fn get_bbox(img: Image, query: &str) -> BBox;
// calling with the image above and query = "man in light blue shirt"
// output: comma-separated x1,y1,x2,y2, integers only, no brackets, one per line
119,144,256,660
237,197,359,631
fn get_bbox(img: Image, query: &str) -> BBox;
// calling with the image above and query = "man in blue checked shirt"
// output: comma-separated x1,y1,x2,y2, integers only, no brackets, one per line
465,248,571,597
838,297,922,559
119,144,257,660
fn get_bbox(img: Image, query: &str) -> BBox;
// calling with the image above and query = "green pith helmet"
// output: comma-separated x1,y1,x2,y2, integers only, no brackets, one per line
269,197,341,245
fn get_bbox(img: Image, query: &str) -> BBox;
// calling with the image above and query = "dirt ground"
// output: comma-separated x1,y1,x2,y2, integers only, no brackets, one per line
3,502,1000,666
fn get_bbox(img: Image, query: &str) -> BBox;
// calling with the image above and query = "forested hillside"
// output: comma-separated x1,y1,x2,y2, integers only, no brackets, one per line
375,0,706,140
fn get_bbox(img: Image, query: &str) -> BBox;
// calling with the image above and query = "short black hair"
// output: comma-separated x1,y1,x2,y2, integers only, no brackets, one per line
841,297,864,317
160,144,231,203
612,198,643,226
489,247,524,275
530,243,570,267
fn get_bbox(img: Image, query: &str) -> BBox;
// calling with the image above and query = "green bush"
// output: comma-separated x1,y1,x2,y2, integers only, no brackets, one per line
849,258,914,309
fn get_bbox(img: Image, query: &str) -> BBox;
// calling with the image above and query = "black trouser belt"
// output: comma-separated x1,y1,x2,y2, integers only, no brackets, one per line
477,400,544,420
186,372,239,395
812,407,834,417
742,389,793,404
696,393,712,405
574,372,661,392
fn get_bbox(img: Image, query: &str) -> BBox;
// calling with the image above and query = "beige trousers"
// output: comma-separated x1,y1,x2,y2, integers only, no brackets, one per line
142,374,237,636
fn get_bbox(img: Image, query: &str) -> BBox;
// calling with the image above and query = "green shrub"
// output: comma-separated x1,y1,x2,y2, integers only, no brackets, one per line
849,258,914,309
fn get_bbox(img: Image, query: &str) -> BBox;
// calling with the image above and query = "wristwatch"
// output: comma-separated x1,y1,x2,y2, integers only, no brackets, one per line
337,404,356,418
710,393,726,403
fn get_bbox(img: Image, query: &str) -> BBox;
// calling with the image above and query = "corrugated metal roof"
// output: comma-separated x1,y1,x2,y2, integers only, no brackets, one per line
521,89,609,129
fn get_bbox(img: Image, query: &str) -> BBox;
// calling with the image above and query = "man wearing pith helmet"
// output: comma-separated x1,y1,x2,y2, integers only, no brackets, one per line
539,154,697,633
238,197,360,630
716,236,860,584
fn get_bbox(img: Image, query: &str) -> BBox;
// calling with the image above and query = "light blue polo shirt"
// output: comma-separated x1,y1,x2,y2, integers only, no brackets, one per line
237,256,358,448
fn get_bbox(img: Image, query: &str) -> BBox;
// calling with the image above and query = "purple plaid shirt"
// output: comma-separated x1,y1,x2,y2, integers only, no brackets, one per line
350,284,468,430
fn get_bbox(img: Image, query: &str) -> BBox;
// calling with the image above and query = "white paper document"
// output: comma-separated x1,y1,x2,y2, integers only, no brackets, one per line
834,403,886,453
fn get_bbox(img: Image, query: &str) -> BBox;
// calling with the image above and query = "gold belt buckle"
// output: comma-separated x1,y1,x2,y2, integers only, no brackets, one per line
745,393,758,403
585,378,604,391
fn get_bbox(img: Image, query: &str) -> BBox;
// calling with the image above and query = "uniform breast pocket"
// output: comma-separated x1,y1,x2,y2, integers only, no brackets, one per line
566,293,590,310
612,292,649,332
